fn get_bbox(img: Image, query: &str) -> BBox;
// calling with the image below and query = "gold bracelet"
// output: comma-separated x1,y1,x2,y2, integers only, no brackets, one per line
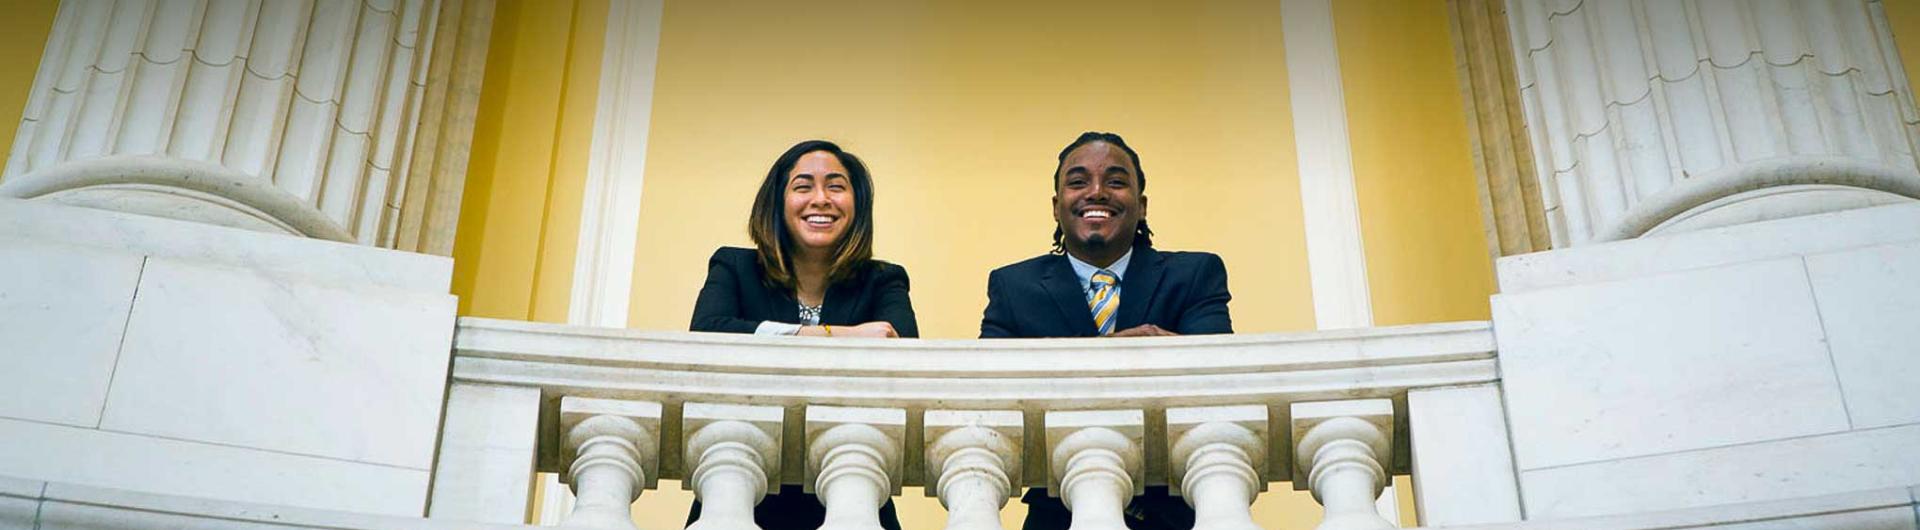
823,324,833,336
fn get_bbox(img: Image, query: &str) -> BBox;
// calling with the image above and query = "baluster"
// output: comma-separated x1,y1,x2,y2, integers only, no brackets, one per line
924,410,1024,530
684,403,785,530
1168,405,1268,530
559,397,662,530
1045,410,1144,530
1290,400,1395,530
806,406,906,530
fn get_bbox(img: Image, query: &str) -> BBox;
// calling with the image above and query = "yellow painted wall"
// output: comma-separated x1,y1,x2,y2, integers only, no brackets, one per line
628,0,1311,339
451,0,607,323
0,0,58,156
1886,0,1920,100
1336,0,1494,326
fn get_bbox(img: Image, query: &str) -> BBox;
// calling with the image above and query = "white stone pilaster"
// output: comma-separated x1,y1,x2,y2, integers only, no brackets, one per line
426,383,541,524
1406,384,1522,526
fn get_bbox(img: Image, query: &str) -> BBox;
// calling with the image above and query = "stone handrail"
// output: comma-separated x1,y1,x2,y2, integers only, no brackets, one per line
436,317,1508,530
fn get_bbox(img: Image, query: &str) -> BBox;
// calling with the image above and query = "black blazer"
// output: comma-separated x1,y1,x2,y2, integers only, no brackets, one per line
980,244,1232,338
979,245,1232,530
684,247,913,530
691,247,919,337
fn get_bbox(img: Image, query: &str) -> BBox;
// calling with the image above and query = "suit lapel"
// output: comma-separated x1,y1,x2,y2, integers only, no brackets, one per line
820,271,856,325
1039,255,1100,337
1116,245,1162,330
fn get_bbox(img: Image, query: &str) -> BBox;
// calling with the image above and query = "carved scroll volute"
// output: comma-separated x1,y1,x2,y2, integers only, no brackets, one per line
683,403,785,530
805,406,906,530
1168,405,1269,530
925,410,1024,530
1045,410,1145,530
1291,400,1395,530
560,397,663,530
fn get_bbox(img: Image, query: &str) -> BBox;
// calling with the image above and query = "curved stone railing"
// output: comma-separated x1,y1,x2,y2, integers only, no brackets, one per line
433,317,1517,530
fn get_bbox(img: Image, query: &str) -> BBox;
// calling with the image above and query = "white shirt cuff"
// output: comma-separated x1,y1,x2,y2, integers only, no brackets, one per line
754,321,803,336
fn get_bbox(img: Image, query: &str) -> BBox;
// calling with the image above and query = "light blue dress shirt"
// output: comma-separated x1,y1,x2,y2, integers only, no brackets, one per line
1065,248,1133,301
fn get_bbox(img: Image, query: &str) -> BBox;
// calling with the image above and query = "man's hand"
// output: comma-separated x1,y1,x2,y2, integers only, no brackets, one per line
1109,324,1178,337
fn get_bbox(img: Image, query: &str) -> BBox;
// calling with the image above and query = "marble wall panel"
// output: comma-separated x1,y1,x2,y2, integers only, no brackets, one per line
1805,239,1920,429
0,239,142,427
1517,423,1920,519
96,257,456,470
1494,257,1851,471
0,418,428,516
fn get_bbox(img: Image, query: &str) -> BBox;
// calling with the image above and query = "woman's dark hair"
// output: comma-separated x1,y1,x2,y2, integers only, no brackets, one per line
748,140,877,289
1051,131,1154,253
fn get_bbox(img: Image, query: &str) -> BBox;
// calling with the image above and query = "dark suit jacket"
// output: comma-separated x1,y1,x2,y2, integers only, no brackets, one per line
980,244,1231,338
979,243,1232,530
686,247,913,530
691,247,919,337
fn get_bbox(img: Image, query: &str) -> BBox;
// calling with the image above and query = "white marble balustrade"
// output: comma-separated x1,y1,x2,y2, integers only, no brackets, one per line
430,317,1515,530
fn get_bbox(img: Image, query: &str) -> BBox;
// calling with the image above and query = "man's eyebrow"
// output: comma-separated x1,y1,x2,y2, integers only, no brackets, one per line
1064,166,1091,175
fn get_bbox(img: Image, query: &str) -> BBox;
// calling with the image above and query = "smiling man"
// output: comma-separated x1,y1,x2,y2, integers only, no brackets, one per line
978,131,1233,530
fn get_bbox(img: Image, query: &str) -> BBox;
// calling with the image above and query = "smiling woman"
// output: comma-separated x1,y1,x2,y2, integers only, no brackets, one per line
685,138,918,530
692,139,919,339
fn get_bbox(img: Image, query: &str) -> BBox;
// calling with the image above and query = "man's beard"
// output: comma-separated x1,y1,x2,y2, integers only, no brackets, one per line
1083,232,1110,248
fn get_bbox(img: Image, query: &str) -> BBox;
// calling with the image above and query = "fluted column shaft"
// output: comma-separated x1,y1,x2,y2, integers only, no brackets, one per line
1506,0,1920,245
4,0,442,245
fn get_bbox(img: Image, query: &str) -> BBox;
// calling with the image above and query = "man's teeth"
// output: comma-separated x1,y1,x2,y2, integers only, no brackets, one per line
1082,210,1112,219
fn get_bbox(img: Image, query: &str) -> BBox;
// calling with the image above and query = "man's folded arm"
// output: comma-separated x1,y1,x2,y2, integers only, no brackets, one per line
1176,253,1233,335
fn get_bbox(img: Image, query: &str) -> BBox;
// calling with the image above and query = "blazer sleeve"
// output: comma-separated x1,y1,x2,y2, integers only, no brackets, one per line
978,269,1016,338
689,250,765,334
1176,253,1234,335
871,264,920,338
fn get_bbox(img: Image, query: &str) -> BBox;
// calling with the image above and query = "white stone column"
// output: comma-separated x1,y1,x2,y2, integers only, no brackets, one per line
1045,410,1145,530
560,397,662,530
1291,400,1395,530
1507,0,1920,245
805,406,905,530
1167,405,1268,530
426,383,541,524
924,410,1023,530
683,403,784,530
1406,385,1522,526
1,0,442,245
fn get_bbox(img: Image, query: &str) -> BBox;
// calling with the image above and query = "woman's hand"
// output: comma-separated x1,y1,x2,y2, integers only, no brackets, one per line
835,321,899,338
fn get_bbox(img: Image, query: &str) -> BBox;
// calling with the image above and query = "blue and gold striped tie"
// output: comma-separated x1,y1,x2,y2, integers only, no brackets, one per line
1088,269,1119,336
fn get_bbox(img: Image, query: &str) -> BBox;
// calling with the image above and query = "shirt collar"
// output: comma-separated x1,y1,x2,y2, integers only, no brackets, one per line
1066,248,1133,288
